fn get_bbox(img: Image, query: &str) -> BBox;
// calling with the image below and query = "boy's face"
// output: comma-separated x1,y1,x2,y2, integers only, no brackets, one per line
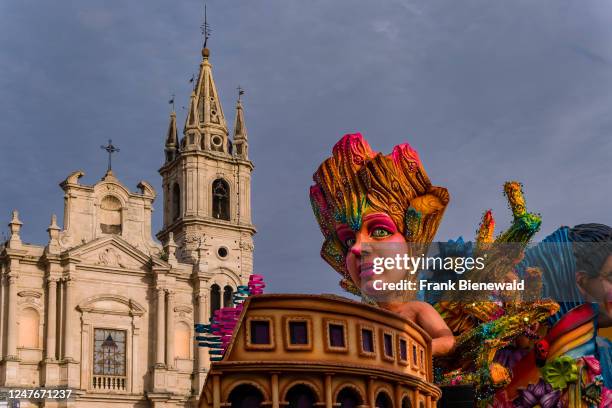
577,253,612,327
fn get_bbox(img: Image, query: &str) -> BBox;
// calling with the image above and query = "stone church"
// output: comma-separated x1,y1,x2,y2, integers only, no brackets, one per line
0,42,255,407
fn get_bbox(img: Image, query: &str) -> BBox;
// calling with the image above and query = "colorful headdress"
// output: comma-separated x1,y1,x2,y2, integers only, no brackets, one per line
309,133,449,294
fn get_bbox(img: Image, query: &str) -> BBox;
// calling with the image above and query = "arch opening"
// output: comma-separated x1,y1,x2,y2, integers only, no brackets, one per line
228,384,264,408
286,384,317,408
223,285,233,307
172,183,181,221
212,179,230,220
210,284,221,317
375,391,393,408
336,387,363,408
99,195,122,234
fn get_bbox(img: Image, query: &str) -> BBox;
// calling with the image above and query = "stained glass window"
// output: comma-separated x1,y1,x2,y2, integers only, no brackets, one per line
93,329,126,376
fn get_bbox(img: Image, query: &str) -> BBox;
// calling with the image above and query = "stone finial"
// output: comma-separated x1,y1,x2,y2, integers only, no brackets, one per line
7,210,23,248
45,214,61,255
163,232,178,266
165,110,179,161
232,90,249,159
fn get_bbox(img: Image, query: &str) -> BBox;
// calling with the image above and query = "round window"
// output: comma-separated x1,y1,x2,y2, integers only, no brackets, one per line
217,247,228,258
212,136,222,146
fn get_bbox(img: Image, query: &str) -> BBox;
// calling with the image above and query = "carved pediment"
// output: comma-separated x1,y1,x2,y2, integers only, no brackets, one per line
82,245,141,269
68,236,152,271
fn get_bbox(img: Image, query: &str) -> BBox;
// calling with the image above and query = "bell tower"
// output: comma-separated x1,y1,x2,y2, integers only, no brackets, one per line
157,44,255,279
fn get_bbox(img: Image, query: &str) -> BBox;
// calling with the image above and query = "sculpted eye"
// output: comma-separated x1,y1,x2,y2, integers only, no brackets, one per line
371,227,392,238
344,237,356,248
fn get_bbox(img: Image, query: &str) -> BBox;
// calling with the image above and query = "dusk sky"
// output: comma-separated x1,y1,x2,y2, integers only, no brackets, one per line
1,0,611,295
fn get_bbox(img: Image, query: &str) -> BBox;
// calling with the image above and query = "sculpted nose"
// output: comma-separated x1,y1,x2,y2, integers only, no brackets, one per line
350,233,370,258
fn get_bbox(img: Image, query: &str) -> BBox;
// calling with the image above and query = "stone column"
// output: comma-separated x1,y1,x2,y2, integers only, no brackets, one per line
131,316,141,393
324,374,333,408
271,373,279,408
0,272,5,359
62,278,74,360
155,287,165,366
197,291,209,371
45,278,58,360
6,274,18,359
165,290,175,368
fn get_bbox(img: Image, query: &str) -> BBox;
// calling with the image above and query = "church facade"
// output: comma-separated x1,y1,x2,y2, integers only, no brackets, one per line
0,44,255,407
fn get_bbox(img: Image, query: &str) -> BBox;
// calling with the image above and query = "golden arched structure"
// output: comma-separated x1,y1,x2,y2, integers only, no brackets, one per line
281,379,323,403
222,380,269,402
333,383,366,405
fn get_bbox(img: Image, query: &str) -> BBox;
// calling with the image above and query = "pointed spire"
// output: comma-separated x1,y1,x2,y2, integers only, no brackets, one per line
233,92,248,141
233,87,249,159
165,110,179,162
7,210,23,249
179,4,229,154
190,46,229,153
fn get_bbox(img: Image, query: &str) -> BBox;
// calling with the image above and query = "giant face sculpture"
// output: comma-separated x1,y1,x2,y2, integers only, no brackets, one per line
309,133,449,296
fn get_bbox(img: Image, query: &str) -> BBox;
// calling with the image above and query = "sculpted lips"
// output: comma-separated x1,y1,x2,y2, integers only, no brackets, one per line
360,262,375,279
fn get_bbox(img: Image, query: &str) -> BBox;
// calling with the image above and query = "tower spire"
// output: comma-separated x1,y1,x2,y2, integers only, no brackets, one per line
233,86,249,159
182,4,229,154
165,100,179,162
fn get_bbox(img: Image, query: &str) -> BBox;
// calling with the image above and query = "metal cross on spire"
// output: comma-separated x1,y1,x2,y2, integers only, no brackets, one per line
237,85,245,102
168,93,175,111
100,139,120,172
200,3,211,48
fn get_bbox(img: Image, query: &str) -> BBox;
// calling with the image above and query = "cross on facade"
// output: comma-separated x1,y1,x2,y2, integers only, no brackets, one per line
100,139,120,172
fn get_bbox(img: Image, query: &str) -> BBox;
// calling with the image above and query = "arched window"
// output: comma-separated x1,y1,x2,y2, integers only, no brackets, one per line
223,285,233,307
212,179,230,220
336,387,363,408
99,195,122,234
172,183,181,221
401,397,412,408
375,391,393,408
18,307,39,348
286,384,317,408
210,284,221,317
229,384,264,408
175,322,190,359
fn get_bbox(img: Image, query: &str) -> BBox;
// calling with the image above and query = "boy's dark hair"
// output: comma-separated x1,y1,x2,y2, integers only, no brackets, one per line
568,223,612,278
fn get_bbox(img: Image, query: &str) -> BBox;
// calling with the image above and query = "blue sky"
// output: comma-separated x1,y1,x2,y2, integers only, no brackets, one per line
1,0,611,294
